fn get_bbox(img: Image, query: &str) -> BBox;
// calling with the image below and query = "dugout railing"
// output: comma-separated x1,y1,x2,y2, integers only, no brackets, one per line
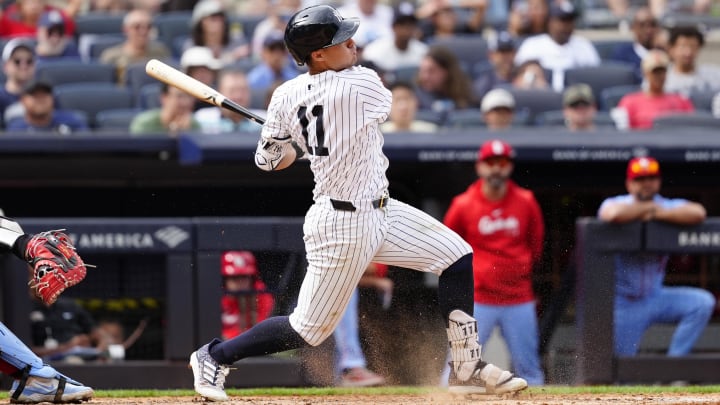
576,218,720,385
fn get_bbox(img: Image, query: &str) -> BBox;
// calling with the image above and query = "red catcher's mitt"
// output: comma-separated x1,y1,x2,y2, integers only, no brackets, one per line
25,230,87,306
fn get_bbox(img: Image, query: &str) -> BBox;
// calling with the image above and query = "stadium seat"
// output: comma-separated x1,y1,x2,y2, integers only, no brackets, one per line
425,34,488,77
652,112,720,130
600,84,641,111
154,11,193,51
35,60,116,86
564,63,639,109
534,109,616,127
229,14,265,41
138,83,163,109
592,40,632,61
125,62,171,100
689,89,717,112
78,33,125,62
444,107,531,128
54,83,134,128
507,88,564,123
95,108,142,131
74,12,125,36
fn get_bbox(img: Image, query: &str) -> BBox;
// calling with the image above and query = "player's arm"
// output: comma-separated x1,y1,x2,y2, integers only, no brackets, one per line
653,200,706,225
598,199,656,223
254,137,304,171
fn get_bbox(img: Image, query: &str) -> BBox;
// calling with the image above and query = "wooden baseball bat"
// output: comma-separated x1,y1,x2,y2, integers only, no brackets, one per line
145,59,266,126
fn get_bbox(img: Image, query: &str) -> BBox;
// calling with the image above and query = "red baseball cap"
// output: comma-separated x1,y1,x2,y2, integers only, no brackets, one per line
221,251,257,276
478,139,515,161
626,157,661,180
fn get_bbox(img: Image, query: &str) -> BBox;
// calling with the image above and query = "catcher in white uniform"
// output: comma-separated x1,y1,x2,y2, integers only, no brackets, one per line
189,5,528,401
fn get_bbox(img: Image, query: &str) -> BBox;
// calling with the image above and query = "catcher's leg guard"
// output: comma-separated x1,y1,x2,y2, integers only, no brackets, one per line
0,322,88,385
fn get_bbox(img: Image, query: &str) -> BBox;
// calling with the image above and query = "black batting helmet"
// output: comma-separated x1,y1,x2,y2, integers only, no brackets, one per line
284,5,360,66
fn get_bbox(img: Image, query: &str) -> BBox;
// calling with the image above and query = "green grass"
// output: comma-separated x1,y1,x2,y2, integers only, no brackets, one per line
1,385,718,399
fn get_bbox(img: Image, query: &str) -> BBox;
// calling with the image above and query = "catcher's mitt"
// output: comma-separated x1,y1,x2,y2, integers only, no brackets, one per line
25,230,87,306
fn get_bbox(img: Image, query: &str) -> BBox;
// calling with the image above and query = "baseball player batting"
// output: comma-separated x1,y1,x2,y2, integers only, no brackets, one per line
189,5,528,401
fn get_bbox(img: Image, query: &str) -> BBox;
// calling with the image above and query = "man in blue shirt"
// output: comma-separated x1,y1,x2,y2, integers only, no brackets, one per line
598,156,715,356
5,80,89,134
247,31,299,95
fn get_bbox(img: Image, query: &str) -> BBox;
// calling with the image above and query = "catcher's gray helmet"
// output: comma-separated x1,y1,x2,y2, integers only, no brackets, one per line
283,5,360,66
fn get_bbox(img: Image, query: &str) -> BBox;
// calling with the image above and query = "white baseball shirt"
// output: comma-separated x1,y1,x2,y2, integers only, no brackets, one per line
259,65,472,346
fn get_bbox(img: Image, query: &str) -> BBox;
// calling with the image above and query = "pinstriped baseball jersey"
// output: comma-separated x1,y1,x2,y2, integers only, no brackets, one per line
261,66,391,202
260,64,471,346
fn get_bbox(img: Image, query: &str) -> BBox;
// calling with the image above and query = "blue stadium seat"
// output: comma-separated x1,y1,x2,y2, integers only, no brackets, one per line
425,34,488,77
689,89,717,112
54,83,134,128
229,14,265,41
95,108,142,132
592,40,632,61
444,107,531,128
154,11,193,51
74,12,125,36
652,111,720,130
564,63,639,109
507,88,564,123
138,83,162,109
600,84,641,111
35,60,116,85
534,109,616,127
78,33,125,62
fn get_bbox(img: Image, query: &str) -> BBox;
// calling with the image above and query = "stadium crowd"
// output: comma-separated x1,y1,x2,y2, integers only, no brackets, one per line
0,0,718,134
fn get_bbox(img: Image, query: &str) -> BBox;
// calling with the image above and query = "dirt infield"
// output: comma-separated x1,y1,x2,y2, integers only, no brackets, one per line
86,392,720,404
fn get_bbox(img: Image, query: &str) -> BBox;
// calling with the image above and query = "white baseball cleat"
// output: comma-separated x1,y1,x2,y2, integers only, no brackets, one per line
448,362,528,394
189,344,230,402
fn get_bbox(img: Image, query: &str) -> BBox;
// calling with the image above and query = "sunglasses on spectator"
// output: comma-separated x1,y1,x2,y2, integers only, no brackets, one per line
12,57,34,66
635,20,658,28
129,23,152,31
568,100,591,108
47,27,65,37
482,157,512,167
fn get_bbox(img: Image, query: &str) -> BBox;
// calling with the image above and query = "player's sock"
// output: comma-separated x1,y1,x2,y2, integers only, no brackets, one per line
209,316,308,364
437,253,474,320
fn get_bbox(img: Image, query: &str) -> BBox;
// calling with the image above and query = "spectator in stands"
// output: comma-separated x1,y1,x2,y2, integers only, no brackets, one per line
87,0,133,14
34,10,80,63
129,82,201,136
415,45,477,113
514,1,600,92
444,139,545,386
665,26,720,97
195,68,264,134
598,156,715,357
246,31,299,93
510,60,550,90
185,0,250,66
99,9,171,85
610,7,658,83
337,0,394,49
472,30,517,101
361,2,428,72
562,84,598,131
334,263,392,387
507,0,549,37
5,80,89,134
416,0,487,41
0,0,77,39
220,251,274,340
616,49,694,130
381,81,438,133
481,88,516,130
29,296,112,363
251,0,301,61
181,46,223,88
0,39,36,127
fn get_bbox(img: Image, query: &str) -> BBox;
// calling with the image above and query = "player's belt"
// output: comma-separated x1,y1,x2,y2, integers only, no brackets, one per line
330,195,388,212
